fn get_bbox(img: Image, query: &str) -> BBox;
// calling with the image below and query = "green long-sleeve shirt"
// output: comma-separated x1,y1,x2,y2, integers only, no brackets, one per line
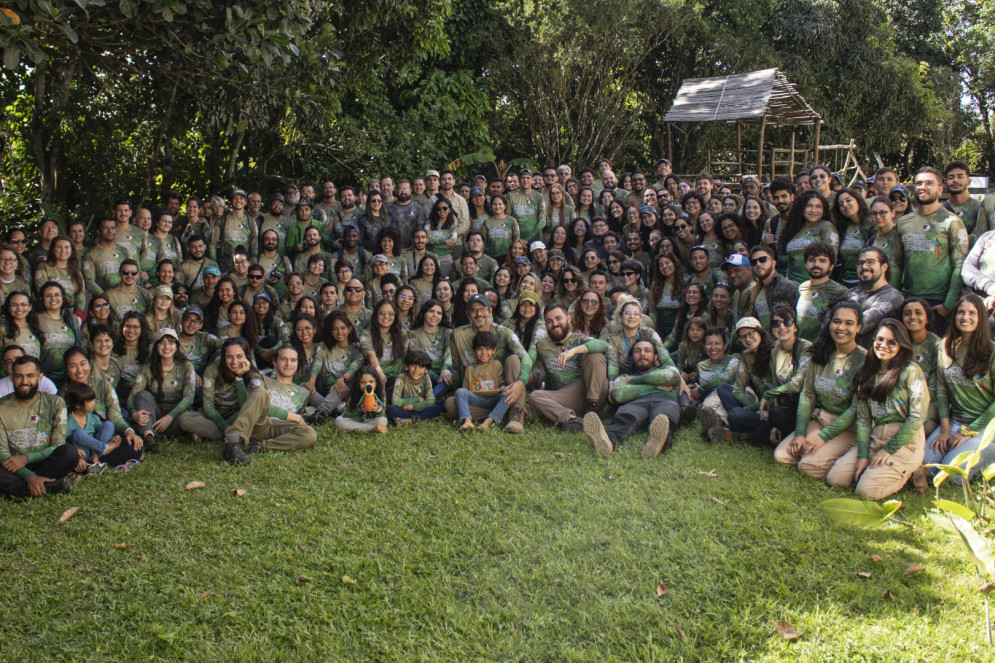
837,221,865,283
0,393,68,479
506,190,544,243
795,279,847,341
360,330,404,378
762,339,812,402
534,333,609,390
898,208,969,311
936,341,995,433
81,243,131,295
793,345,867,440
785,220,839,283
612,366,681,404
37,313,82,384
202,364,265,430
868,226,904,289
601,326,674,379
263,377,310,419
696,354,740,395
731,348,777,411
311,343,364,389
128,361,196,419
857,363,929,458
406,327,453,380
390,373,435,411
910,332,941,402
449,323,532,388
947,196,989,243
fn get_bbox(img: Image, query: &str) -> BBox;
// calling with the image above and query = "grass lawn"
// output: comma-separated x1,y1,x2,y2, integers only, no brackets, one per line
1,419,992,662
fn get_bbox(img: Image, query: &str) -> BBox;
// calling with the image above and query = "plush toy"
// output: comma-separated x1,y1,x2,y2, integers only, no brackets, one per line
359,383,382,419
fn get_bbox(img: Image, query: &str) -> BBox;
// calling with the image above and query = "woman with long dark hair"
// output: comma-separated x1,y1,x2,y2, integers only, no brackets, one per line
395,284,419,333
505,290,545,390
203,276,237,333
554,265,585,310
573,289,607,338
867,196,903,288
433,278,455,322
288,313,320,386
217,300,260,349
778,190,838,283
407,298,453,415
426,197,460,276
36,281,82,385
127,328,195,452
650,252,683,340
901,297,941,435
774,301,865,479
923,294,995,482
664,283,706,352
740,195,770,247
307,310,364,424
0,291,43,357
823,318,928,499
112,311,150,405
34,235,85,313
361,299,406,392
831,188,870,286
411,255,441,304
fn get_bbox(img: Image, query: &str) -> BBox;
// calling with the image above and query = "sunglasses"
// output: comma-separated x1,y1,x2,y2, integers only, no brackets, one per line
345,286,363,293
248,274,263,280
561,278,577,284
437,206,450,211
620,271,637,277
581,298,599,306
121,270,139,276
752,256,770,264
770,319,790,329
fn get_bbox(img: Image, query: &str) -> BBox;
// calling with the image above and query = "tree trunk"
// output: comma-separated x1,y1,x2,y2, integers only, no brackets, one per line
142,82,179,209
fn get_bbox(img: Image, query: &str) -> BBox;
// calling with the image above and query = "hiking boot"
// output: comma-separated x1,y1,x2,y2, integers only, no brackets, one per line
224,432,251,466
45,477,71,495
642,415,671,458
583,401,599,415
680,403,698,426
583,411,613,456
696,405,714,430
505,407,524,434
562,417,584,434
909,467,929,494
143,431,159,454
246,439,261,455
706,426,732,443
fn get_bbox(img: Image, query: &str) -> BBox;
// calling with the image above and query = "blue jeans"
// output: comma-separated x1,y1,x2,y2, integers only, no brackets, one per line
70,420,116,457
924,420,995,483
455,388,510,423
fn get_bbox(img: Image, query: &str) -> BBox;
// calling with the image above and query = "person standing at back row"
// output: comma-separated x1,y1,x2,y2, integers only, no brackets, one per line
897,167,969,336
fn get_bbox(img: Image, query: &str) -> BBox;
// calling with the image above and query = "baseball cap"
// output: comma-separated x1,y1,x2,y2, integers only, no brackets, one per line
514,256,530,266
529,241,547,253
734,317,763,333
253,292,271,303
372,254,389,264
269,193,285,203
548,249,566,261
722,254,751,269
153,285,173,299
296,200,313,209
232,188,246,198
516,290,540,307
153,328,178,343
640,205,657,216
466,293,490,310
657,158,672,165
425,169,440,178
184,305,204,320
470,187,486,196
204,265,221,277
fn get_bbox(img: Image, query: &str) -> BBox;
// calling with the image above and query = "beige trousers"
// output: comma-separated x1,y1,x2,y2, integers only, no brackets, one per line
774,409,857,480
826,422,925,500
180,389,316,451
530,353,609,424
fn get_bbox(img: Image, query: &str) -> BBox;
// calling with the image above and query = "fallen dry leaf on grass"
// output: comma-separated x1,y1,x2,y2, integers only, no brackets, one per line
298,577,312,584
870,554,884,563
57,507,79,524
980,582,995,594
904,563,924,575
775,620,803,640
554,452,566,459
185,481,205,490
200,591,210,599
676,627,688,641
857,572,873,579
231,488,247,497
341,576,357,586
656,583,668,597
710,497,726,506
508,537,515,543
425,454,437,460
882,590,895,600
109,543,128,550
699,470,719,478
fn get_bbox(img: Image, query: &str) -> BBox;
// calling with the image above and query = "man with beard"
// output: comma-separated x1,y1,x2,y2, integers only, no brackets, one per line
944,161,988,243
256,229,292,296
210,189,256,273
529,304,610,433
463,231,498,283
282,184,301,221
723,254,756,319
83,217,131,295
0,356,74,497
898,166,969,334
315,180,342,229
795,242,847,341
293,226,335,278
762,178,795,264
506,169,545,244
428,169,470,239
742,245,798,330
387,179,427,250
686,246,719,297
629,171,648,205
177,234,220,293
401,228,436,280
582,339,679,458
339,278,372,334
105,259,153,323
843,247,904,346
445,294,531,433
601,170,626,204
246,191,264,222
286,200,322,264
256,194,290,256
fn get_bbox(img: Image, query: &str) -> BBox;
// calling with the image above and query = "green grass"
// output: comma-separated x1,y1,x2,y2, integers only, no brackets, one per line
1,419,992,662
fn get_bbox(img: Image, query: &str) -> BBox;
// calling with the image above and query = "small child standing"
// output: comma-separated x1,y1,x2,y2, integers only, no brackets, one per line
386,350,437,425
454,331,508,431
674,316,707,389
64,382,121,473
335,365,389,434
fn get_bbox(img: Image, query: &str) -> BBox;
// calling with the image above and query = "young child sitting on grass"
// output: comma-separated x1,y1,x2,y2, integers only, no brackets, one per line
64,381,122,475
674,316,707,393
454,331,508,431
386,350,437,426
335,365,389,434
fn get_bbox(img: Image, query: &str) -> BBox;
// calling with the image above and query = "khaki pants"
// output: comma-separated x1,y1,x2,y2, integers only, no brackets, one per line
180,389,316,451
826,422,925,500
530,353,608,425
774,409,857,480
445,355,526,420
699,390,727,426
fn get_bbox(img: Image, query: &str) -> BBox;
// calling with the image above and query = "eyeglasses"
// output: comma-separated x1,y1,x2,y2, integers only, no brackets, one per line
378,310,396,317
873,336,898,349
9,238,25,244
620,271,637,278
296,326,314,332
121,270,138,276
397,294,414,301
581,298,599,306
0,257,16,263
437,206,450,211
622,310,641,318
248,274,263,280
856,259,879,266
123,324,142,331
345,286,363,293
738,330,759,341
770,319,790,329
869,211,890,218
92,303,110,309
561,277,577,284
337,268,353,274
752,256,770,264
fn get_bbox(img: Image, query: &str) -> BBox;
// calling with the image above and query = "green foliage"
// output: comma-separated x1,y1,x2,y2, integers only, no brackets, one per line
819,497,903,527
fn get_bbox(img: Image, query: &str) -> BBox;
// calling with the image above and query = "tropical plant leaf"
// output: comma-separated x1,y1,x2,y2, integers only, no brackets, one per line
944,514,995,578
882,500,902,518
819,498,890,528
935,499,976,522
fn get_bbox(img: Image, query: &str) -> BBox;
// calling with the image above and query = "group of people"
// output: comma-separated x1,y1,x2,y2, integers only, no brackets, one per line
1,158,994,503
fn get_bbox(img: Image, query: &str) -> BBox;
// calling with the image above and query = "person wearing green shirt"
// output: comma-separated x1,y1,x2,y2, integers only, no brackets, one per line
506,175,544,244
0,356,74,497
777,190,839,283
944,160,989,243
127,328,196,453
774,301,866,480
923,294,995,483
866,196,904,289
35,281,82,386
692,326,740,432
795,242,847,342
741,245,799,331
824,319,928,500
582,339,679,458
842,247,904,347
481,194,520,259
209,190,256,273
384,350,437,425
962,229,995,311
82,217,131,296
528,304,609,433
901,297,942,436
361,299,406,392
897,166,969,335
406,300,454,418
308,310,364,424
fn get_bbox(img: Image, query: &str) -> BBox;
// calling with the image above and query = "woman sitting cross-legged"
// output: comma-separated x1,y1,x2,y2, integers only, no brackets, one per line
126,328,196,453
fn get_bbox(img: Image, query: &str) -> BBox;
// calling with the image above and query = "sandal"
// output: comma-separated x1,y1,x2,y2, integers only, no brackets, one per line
459,421,476,432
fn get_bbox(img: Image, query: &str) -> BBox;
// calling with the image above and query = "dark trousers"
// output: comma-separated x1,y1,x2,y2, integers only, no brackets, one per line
385,404,442,422
606,393,679,446
717,382,796,447
0,444,78,497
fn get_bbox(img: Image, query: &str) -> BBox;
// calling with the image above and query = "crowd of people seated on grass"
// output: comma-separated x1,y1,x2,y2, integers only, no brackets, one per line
1,159,994,502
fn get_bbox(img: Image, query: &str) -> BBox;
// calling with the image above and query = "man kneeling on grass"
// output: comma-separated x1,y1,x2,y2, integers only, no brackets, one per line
583,339,679,458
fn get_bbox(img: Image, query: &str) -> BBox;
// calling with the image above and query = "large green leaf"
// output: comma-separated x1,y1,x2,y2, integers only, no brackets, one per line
935,499,977,522
945,514,995,578
819,498,892,528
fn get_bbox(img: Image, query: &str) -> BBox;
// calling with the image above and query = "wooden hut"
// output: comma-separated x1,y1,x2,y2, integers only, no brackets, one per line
663,68,823,180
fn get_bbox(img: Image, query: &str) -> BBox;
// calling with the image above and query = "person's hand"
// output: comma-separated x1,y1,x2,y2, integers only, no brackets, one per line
334,378,348,398
763,232,776,246
287,412,304,424
932,304,949,317
74,457,89,473
376,367,387,386
303,376,317,395
557,346,581,368
445,238,459,248
786,434,804,455
930,429,953,453
1,454,27,472
195,373,203,388
140,271,149,282
770,428,782,445
126,429,143,450
679,376,691,399
131,410,151,426
759,399,769,420
232,357,251,376
800,433,824,456
403,404,414,411
440,369,452,386
688,386,701,402
869,449,892,468
984,295,995,313
686,372,698,384
501,379,525,405
854,458,869,482
152,414,174,433
26,474,50,497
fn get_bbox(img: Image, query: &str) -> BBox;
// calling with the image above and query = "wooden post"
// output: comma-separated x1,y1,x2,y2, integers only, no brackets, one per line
813,119,821,165
789,131,796,177
736,121,743,176
666,122,673,162
757,116,767,180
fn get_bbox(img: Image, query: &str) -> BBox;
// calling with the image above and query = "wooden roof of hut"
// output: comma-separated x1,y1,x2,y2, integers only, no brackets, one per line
663,68,821,125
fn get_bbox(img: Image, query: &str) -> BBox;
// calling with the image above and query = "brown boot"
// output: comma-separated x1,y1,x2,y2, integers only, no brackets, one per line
505,407,524,434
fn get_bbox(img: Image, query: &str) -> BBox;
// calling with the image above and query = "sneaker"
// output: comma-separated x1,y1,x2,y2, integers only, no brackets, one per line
642,415,671,458
143,431,159,454
505,407,524,434
85,462,107,476
246,440,261,455
224,432,251,466
562,417,583,434
706,426,731,443
583,411,613,456
583,401,599,415
45,477,71,495
680,403,698,426
697,406,715,430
